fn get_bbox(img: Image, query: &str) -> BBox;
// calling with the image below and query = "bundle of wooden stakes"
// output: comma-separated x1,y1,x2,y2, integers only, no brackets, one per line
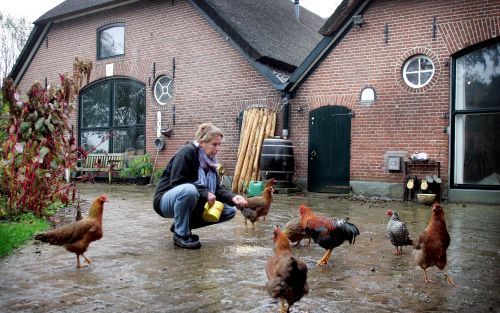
231,108,276,194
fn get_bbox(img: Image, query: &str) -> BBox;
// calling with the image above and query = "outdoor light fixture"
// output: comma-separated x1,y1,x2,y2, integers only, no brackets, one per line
352,15,364,27
360,87,376,106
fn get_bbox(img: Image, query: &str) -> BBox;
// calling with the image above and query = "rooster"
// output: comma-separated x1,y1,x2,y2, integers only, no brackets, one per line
299,204,359,266
413,202,455,286
238,186,273,228
35,195,108,268
283,217,311,248
266,226,309,313
386,209,413,256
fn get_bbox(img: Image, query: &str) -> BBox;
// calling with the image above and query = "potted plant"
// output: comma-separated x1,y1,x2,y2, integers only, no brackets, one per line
121,154,153,185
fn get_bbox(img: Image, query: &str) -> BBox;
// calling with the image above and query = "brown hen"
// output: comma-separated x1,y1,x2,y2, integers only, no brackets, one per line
238,186,273,228
283,217,311,248
413,202,455,286
35,195,108,268
260,178,275,220
266,226,309,313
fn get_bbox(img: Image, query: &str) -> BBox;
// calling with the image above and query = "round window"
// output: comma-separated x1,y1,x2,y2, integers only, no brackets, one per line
154,76,173,105
402,55,435,88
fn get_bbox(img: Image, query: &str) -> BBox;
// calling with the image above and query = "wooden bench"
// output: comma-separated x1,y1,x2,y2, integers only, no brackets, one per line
75,153,126,176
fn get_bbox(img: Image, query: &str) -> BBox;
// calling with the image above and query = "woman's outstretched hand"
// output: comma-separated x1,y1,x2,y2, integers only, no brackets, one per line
231,195,248,208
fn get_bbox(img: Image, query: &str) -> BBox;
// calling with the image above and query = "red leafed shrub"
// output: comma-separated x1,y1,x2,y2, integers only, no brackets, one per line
0,58,93,217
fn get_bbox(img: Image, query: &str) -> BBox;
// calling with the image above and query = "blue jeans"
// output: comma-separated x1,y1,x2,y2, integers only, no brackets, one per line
158,183,236,237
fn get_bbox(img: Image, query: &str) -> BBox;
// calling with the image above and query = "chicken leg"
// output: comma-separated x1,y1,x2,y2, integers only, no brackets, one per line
423,269,456,286
76,255,89,268
423,269,434,284
76,254,93,268
317,249,333,266
394,246,405,256
82,253,93,265
444,273,456,286
279,297,286,313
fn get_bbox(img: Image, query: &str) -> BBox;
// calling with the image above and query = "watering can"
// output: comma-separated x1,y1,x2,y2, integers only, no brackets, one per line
203,201,224,222
247,180,264,197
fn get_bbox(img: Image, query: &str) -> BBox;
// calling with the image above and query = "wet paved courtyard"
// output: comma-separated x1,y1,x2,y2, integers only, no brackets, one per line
0,183,499,312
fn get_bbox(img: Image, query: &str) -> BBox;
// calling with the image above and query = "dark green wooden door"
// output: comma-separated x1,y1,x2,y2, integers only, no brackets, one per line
308,105,352,192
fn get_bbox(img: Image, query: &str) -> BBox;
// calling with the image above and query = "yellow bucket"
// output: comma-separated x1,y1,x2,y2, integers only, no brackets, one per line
202,201,224,222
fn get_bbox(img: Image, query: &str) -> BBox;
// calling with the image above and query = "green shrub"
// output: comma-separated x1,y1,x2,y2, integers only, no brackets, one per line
121,154,153,178
1,57,93,216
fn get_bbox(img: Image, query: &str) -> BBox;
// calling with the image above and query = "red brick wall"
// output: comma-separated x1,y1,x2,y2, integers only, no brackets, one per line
289,0,500,186
16,0,499,194
17,0,281,173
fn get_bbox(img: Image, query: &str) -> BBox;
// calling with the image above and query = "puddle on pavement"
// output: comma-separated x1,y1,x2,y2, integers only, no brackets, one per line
0,183,499,312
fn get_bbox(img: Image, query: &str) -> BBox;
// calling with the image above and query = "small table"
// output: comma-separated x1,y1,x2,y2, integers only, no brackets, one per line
403,159,441,201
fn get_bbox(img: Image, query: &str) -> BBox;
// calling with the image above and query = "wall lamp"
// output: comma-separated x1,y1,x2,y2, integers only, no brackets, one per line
352,15,364,27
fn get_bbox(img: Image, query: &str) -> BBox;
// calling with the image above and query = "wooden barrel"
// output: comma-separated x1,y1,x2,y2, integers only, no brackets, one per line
259,139,295,187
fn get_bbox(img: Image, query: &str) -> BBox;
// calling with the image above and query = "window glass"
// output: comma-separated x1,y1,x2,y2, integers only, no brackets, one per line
455,113,500,185
113,128,145,154
81,84,110,128
81,130,110,153
420,72,432,85
403,55,434,88
455,43,500,110
98,25,124,59
114,82,145,126
420,58,433,70
406,59,419,72
406,73,418,85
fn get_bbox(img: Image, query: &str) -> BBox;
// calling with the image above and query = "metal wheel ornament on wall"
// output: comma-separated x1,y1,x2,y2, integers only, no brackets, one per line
153,75,174,106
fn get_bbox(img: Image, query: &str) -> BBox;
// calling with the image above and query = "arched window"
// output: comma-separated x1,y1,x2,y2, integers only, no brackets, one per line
79,78,145,154
452,40,500,187
97,23,125,59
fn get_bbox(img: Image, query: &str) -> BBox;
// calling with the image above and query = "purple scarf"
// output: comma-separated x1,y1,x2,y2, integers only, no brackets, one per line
195,147,217,193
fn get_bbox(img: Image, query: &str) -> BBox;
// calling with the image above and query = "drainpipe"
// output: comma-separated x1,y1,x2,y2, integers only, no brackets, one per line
282,92,290,139
294,0,300,21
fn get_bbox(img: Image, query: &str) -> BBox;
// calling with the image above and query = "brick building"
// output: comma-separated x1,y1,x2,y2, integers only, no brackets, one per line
9,0,323,186
284,0,499,203
9,0,500,203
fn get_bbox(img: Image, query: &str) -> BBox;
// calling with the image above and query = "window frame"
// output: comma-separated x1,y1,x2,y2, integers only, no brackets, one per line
78,77,146,154
402,55,435,88
450,38,500,190
97,23,125,60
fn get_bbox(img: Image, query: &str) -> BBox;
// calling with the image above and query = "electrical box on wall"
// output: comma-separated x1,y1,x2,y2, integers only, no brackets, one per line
387,156,401,171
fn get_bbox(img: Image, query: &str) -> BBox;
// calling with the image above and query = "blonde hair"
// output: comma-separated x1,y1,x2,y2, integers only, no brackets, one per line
195,122,223,143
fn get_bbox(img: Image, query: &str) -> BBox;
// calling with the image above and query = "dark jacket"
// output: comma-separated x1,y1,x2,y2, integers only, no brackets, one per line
153,143,235,213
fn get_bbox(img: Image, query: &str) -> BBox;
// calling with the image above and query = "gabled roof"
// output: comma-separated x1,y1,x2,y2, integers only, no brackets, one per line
34,0,139,24
191,0,324,69
10,0,326,91
285,0,371,93
319,0,365,36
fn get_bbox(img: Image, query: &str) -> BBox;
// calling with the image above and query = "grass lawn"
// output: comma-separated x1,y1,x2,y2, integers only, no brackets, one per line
0,214,51,257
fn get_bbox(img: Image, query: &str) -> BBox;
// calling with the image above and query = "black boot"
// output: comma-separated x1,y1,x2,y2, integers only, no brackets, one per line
170,223,199,241
173,233,201,249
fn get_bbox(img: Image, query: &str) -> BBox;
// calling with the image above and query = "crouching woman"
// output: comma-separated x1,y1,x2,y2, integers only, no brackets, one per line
153,122,247,249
